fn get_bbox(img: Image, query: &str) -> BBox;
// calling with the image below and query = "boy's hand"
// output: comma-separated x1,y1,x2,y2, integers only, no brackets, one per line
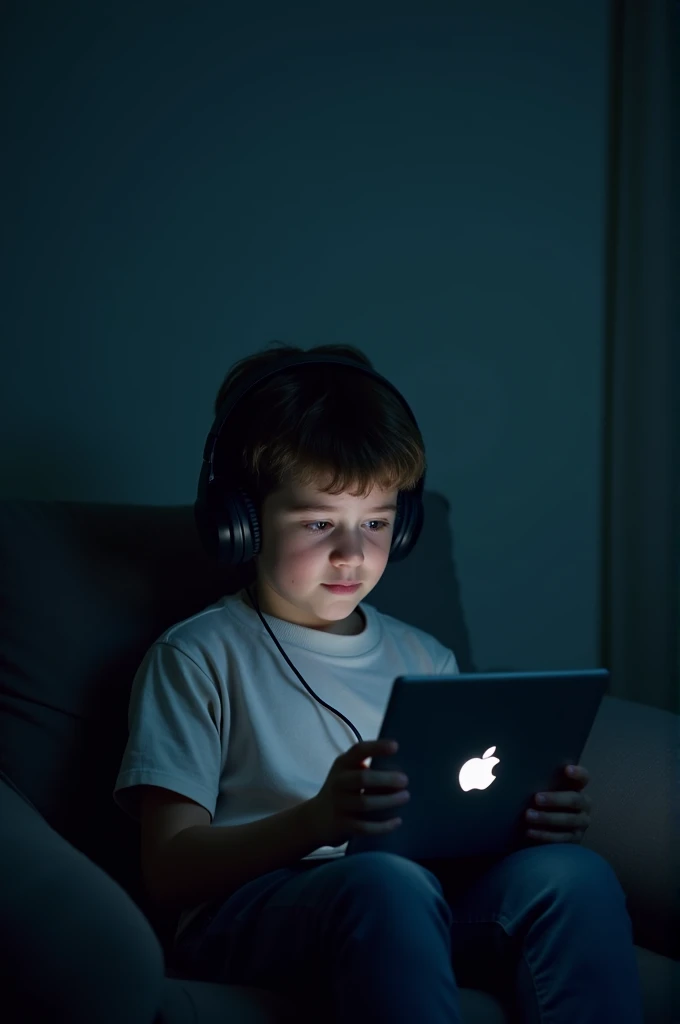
306,739,409,849
525,765,592,844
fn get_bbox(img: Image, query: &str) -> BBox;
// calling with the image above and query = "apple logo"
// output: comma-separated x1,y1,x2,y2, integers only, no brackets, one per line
458,746,500,792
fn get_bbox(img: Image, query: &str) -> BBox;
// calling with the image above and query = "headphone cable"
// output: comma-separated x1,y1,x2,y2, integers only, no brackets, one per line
244,584,363,745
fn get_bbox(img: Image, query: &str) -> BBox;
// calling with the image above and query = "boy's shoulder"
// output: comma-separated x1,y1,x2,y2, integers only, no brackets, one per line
364,602,458,671
153,592,236,656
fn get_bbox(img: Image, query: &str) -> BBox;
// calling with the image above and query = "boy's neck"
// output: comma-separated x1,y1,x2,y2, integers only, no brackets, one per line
240,587,365,636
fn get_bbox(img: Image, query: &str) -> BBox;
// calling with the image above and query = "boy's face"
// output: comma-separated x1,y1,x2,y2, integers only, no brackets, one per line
249,477,399,634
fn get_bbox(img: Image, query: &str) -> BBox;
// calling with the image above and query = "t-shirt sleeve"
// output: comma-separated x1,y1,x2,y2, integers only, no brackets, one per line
113,640,225,823
438,647,460,675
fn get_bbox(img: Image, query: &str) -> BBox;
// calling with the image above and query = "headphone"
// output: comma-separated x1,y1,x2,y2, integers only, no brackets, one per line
194,353,426,745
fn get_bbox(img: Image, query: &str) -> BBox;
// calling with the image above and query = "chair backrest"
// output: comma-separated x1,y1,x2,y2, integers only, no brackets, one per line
0,494,473,910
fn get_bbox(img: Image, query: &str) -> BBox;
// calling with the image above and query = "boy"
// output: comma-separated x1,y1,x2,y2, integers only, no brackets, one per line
114,341,642,1023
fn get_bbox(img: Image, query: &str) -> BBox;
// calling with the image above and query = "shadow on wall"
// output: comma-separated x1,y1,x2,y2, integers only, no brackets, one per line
369,490,476,673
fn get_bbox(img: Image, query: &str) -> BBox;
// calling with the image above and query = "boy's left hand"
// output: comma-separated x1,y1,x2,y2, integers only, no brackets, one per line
525,765,592,844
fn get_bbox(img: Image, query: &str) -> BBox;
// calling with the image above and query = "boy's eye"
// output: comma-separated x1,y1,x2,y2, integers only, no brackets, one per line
305,520,389,533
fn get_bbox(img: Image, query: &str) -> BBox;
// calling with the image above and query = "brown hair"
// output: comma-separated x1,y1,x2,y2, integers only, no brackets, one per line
213,340,426,506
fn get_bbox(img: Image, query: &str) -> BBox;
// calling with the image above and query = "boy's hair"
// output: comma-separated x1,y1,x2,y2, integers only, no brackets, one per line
213,340,426,509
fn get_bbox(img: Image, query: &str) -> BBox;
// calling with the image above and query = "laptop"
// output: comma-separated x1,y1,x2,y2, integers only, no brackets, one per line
345,669,608,861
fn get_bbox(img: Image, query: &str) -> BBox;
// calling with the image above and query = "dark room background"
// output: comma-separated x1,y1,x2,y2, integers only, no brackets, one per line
2,1,676,710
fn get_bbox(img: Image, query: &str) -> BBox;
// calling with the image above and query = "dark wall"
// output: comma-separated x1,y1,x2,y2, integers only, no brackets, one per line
1,1,610,672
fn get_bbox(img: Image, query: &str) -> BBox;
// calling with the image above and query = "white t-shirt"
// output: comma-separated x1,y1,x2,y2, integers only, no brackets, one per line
113,589,459,941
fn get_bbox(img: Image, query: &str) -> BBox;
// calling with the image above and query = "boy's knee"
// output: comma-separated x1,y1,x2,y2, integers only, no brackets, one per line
328,851,445,903
534,843,626,905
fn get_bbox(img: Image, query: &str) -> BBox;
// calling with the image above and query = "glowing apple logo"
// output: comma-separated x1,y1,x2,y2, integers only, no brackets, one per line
458,746,500,792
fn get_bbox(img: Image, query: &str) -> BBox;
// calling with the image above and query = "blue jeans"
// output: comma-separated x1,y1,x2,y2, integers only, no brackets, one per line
172,844,643,1023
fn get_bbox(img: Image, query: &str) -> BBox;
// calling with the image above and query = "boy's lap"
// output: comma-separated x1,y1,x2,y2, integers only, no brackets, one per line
173,850,526,989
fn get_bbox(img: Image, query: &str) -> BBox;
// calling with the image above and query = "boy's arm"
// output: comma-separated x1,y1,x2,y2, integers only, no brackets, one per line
142,787,322,911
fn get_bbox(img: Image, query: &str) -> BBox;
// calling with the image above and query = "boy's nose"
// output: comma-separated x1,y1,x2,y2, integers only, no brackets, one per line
330,545,364,563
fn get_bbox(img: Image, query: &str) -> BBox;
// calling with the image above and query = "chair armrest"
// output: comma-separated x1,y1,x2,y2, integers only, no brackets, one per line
580,696,680,960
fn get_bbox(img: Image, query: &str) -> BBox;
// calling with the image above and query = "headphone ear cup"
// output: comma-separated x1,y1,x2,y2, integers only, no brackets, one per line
389,488,424,563
236,488,262,561
200,481,262,568
194,462,220,563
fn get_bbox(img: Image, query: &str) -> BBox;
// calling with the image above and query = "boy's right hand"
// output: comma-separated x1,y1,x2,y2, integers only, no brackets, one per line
305,740,410,849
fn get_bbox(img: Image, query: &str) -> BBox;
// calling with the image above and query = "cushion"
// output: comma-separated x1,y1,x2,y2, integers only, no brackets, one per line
0,500,230,910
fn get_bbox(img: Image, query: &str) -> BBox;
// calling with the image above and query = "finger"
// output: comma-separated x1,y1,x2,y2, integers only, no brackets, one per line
354,739,398,766
351,816,403,835
535,790,586,810
527,828,585,844
527,809,591,830
346,793,410,814
565,765,590,786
